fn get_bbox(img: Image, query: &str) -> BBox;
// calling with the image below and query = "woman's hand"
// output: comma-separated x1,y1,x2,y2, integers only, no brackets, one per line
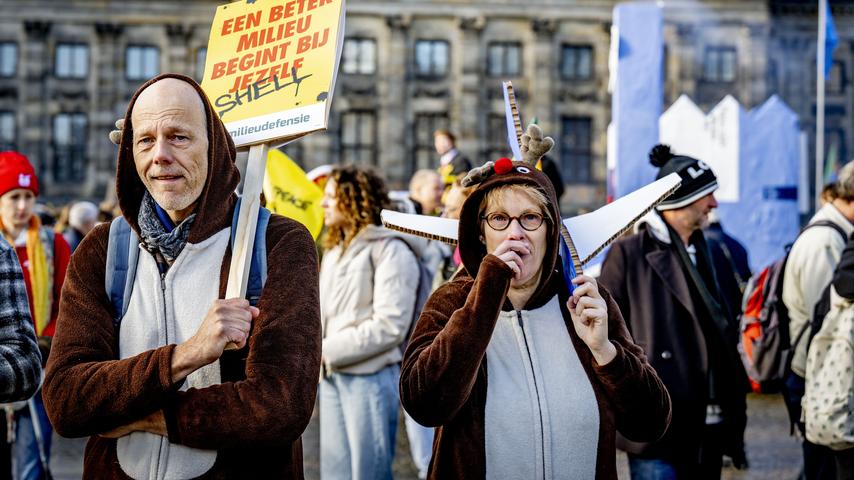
492,238,530,280
567,275,616,366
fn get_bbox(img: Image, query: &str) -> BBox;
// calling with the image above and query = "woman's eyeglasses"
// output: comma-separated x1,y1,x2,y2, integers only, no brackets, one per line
481,212,545,231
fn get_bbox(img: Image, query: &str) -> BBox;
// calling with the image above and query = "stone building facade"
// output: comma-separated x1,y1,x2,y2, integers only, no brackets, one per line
0,0,850,213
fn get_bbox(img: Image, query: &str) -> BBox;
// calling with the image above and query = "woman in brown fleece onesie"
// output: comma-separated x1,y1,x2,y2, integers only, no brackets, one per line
399,159,672,480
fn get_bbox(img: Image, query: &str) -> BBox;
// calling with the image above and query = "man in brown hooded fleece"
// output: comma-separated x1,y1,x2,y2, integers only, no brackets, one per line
41,74,321,479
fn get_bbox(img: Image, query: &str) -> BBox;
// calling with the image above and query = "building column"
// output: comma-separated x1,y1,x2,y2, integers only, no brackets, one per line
457,16,485,164
21,21,51,187
93,22,124,195
530,18,557,137
165,24,193,74
379,14,410,185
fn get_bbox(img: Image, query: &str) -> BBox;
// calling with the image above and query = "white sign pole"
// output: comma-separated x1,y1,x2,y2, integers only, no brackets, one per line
224,142,268,349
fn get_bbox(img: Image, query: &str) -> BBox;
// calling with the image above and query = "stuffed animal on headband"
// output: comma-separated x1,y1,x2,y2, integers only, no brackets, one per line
461,124,554,188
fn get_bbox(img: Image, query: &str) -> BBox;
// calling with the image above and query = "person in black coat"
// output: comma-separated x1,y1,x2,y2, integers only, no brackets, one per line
599,145,750,479
434,129,473,189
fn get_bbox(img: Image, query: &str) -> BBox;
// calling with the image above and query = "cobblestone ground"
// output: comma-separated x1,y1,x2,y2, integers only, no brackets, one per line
302,393,803,480
47,393,802,479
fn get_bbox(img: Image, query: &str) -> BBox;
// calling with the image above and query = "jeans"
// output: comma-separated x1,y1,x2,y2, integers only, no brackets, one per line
403,411,434,479
13,394,51,480
785,374,837,480
628,423,724,480
628,456,678,480
320,364,399,480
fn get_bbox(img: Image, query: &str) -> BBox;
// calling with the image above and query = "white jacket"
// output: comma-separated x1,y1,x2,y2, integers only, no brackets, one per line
118,229,228,480
320,225,422,375
783,203,854,377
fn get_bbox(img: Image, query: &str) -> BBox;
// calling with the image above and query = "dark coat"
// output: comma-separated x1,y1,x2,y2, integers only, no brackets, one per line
599,223,748,463
447,151,472,177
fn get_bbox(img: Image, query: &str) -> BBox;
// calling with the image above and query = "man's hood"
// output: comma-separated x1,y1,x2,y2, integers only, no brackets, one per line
115,73,240,243
457,161,561,309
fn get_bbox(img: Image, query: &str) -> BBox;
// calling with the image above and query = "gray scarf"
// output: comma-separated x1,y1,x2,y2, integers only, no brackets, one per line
138,192,196,264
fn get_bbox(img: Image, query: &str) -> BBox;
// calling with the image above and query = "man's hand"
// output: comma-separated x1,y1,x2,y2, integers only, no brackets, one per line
100,410,167,438
171,299,259,384
567,275,616,366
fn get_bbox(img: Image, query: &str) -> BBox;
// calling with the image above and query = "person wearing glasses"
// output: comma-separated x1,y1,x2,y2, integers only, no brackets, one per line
399,154,671,479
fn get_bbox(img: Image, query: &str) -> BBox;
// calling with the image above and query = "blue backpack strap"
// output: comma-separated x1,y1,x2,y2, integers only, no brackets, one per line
230,197,270,306
105,217,139,327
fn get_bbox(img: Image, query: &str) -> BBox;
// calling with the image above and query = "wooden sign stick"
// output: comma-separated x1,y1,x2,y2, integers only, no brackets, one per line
224,142,269,350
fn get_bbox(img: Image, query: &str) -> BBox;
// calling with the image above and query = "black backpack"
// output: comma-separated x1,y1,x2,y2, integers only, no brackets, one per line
737,220,847,394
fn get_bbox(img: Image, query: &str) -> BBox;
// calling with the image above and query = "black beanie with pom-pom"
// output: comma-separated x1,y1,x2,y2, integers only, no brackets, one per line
649,144,718,210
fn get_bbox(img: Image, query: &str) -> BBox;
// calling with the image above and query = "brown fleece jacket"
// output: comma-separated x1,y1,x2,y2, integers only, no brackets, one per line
399,161,671,479
43,74,321,479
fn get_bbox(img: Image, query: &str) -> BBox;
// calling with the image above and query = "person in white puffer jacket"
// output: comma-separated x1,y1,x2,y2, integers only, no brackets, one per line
318,165,421,480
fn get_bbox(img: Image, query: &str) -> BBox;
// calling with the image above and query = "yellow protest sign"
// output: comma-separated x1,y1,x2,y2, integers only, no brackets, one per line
202,0,345,147
263,149,324,239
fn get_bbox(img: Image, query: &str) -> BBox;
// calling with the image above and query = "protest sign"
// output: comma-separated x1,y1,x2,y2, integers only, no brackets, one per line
199,0,345,348
201,0,346,147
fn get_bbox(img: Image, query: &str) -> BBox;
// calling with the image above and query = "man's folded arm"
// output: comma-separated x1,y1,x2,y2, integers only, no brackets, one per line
44,226,181,438
162,223,322,449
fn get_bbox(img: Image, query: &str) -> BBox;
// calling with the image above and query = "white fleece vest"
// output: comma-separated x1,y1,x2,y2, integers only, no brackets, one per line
117,229,229,480
485,296,599,480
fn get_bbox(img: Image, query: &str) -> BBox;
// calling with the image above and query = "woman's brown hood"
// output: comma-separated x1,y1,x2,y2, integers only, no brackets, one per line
457,160,562,309
115,73,240,243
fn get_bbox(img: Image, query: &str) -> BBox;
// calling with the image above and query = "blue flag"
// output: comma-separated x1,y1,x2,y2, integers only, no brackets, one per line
559,235,577,295
824,2,839,78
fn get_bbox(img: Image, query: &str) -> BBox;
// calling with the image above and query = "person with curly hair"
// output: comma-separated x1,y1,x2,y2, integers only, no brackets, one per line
318,165,423,480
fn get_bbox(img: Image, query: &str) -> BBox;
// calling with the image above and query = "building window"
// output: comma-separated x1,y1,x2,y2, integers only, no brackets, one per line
0,112,15,151
560,44,593,80
55,43,89,79
560,117,593,184
414,40,449,78
412,113,449,173
196,47,207,82
0,43,17,78
484,113,509,162
828,60,846,95
340,111,376,165
126,45,160,81
342,38,376,75
487,42,521,77
52,113,87,183
703,46,737,83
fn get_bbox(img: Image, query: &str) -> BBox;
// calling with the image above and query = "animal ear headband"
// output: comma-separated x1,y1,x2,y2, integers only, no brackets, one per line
461,124,554,188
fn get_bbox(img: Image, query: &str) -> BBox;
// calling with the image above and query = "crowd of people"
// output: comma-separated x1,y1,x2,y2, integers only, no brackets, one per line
0,71,851,480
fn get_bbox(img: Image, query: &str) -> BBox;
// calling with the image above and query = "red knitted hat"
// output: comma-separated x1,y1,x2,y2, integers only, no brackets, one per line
0,151,39,198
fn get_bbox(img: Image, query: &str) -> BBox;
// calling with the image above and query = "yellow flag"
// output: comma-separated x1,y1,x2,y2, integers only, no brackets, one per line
263,149,324,239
